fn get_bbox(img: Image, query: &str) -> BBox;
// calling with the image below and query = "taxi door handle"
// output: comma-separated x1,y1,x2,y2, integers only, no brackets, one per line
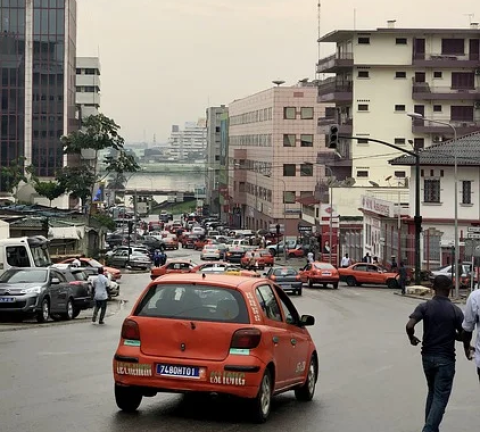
272,336,279,344
290,338,297,346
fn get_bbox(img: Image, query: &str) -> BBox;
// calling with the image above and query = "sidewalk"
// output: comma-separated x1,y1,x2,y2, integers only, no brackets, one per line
394,285,469,304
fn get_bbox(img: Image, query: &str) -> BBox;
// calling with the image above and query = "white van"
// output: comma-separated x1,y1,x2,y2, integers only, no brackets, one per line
0,236,52,274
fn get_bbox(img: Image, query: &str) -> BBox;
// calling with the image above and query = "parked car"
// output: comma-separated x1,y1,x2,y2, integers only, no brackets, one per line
299,262,340,289
264,266,303,295
429,263,473,288
59,257,122,281
337,263,400,288
267,240,297,257
113,273,317,422
0,267,91,322
286,246,306,259
106,246,151,260
107,250,151,269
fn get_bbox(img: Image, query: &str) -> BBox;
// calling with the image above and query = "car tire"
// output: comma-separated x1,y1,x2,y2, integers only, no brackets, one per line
115,384,143,412
295,355,317,402
387,279,399,289
346,276,357,287
288,253,295,258
251,369,272,423
36,298,50,323
333,283,339,289
297,288,303,296
72,308,81,319
61,298,75,320
268,249,276,257
308,278,314,288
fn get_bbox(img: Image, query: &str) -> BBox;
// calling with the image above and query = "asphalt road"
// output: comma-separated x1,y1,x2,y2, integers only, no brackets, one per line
0,248,478,432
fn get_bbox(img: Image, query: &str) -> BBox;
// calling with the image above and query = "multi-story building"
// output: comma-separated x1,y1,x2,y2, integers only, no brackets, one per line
75,57,100,167
205,105,228,214
316,22,480,187
228,82,332,237
0,0,77,190
166,120,207,162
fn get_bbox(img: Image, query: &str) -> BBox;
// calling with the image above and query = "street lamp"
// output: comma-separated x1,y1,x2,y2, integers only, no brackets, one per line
407,113,458,297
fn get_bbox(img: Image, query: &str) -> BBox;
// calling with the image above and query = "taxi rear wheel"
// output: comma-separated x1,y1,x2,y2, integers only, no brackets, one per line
251,369,272,423
346,276,357,287
115,384,143,412
295,355,317,401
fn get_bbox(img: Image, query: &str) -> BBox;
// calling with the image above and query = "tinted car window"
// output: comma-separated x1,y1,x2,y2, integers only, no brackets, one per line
273,267,297,276
314,263,335,270
134,284,249,324
256,284,282,322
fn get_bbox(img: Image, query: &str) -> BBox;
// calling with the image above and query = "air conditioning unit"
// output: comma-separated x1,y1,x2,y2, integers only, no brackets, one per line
432,135,443,143
474,101,480,109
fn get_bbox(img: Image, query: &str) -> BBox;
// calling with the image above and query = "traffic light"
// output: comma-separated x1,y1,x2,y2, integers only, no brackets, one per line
328,124,339,149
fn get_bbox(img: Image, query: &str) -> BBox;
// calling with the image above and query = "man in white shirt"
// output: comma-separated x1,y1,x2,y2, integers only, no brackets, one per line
92,267,109,325
307,251,314,264
72,257,81,267
341,254,351,268
462,288,480,382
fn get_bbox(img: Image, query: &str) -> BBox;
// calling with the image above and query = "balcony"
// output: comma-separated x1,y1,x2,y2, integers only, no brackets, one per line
317,77,353,103
316,52,354,73
412,82,480,100
411,116,480,134
413,52,480,68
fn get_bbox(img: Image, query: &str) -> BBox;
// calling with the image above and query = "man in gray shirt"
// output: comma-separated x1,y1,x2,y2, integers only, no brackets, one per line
92,267,109,325
462,287,480,383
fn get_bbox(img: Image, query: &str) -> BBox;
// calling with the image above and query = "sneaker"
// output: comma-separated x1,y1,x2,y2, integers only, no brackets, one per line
99,321,105,325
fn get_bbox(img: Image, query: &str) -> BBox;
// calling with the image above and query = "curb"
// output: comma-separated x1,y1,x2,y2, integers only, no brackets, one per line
0,298,127,333
393,291,466,304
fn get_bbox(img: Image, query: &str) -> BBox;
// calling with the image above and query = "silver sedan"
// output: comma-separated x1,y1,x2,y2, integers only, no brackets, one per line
200,246,221,260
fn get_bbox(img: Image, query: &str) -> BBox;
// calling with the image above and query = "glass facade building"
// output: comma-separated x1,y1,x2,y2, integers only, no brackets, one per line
0,0,77,190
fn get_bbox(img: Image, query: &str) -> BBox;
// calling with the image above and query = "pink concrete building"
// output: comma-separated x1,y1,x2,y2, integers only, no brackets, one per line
228,84,331,237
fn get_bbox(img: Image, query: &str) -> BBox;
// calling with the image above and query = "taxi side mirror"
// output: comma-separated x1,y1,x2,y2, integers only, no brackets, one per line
299,315,315,327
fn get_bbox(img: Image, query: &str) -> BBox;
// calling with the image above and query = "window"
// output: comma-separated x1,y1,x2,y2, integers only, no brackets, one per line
283,164,296,176
451,72,475,90
357,170,369,178
357,138,369,144
433,71,443,79
283,134,296,147
414,138,425,150
256,285,282,322
5,246,30,267
75,68,82,74
395,71,407,78
395,171,406,178
395,104,406,112
433,105,442,112
300,107,314,119
300,134,313,147
358,70,370,78
462,181,472,204
283,191,296,204
441,38,464,55
394,138,406,145
396,38,407,45
300,163,313,177
358,104,369,111
85,69,96,75
283,107,296,119
358,37,370,44
451,105,474,121
275,287,300,325
424,179,440,203
423,229,442,262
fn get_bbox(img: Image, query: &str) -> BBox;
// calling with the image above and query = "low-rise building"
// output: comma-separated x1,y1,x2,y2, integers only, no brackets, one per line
390,131,480,270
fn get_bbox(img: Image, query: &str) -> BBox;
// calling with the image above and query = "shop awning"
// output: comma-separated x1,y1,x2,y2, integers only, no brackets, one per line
48,226,80,240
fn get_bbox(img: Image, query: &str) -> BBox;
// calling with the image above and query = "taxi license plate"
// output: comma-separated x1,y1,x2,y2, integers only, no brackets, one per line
0,297,15,303
157,364,201,379
280,284,292,289
322,272,332,276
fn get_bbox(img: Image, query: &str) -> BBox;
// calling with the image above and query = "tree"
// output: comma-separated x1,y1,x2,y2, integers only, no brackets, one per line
33,181,66,207
0,157,31,203
58,114,140,212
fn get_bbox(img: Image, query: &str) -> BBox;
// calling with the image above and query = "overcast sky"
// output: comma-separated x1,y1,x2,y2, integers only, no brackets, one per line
77,0,479,142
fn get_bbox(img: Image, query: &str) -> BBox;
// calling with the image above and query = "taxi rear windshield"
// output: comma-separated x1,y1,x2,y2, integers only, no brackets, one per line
134,284,250,324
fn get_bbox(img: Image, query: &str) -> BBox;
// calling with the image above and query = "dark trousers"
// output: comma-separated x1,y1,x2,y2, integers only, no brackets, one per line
399,277,407,294
422,356,455,432
92,299,107,323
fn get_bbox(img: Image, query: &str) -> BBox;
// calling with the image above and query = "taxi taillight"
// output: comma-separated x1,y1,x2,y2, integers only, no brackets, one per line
121,319,140,341
231,328,261,349
295,275,301,281
270,275,276,281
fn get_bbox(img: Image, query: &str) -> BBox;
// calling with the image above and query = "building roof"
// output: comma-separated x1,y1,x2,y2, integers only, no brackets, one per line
319,27,480,43
389,131,480,167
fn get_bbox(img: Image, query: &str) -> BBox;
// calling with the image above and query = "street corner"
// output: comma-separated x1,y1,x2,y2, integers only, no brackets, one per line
0,298,127,333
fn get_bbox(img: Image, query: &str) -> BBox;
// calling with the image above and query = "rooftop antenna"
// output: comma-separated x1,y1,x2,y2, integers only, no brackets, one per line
464,13,475,24
316,1,321,80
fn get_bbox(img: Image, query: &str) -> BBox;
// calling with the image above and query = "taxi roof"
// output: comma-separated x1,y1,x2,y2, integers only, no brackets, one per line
150,273,261,289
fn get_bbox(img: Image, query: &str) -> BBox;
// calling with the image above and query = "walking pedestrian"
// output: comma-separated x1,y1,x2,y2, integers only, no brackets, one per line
307,251,314,264
405,275,464,432
92,267,109,325
159,249,167,266
153,249,161,267
462,287,480,383
398,261,408,295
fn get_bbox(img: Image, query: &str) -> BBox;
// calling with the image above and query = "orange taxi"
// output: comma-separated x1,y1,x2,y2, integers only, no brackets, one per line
113,273,318,422
163,236,179,250
299,262,339,289
59,257,122,281
240,249,274,269
338,263,400,288
150,260,196,280
191,262,260,278
193,238,208,250
286,246,305,259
